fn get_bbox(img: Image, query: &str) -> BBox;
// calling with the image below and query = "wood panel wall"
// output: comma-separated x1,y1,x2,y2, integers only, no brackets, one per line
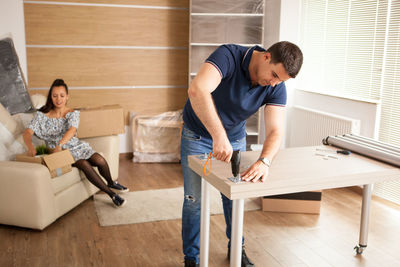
24,0,189,124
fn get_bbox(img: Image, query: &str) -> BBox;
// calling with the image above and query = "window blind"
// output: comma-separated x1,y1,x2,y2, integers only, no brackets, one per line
373,0,400,204
299,0,387,101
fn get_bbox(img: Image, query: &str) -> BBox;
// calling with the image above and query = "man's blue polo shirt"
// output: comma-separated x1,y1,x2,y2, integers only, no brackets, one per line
183,44,287,141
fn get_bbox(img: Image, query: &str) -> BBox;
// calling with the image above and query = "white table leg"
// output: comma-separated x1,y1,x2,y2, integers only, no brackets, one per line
231,199,244,267
355,184,372,254
200,178,210,267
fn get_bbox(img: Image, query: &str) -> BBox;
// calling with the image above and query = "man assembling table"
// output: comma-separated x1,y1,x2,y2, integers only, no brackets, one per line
180,41,303,267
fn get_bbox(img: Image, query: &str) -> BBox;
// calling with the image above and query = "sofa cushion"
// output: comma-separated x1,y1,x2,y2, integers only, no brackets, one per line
0,103,25,160
12,112,45,147
0,102,20,137
0,123,25,161
52,165,102,195
51,167,82,195
30,93,46,109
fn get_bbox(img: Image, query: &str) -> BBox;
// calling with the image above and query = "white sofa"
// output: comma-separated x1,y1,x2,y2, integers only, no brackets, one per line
0,135,119,230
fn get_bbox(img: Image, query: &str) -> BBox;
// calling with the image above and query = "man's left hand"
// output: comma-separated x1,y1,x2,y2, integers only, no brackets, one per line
241,160,269,182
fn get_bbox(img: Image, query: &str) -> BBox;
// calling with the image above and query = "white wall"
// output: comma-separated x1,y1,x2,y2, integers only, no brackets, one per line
0,0,27,79
264,0,281,48
279,0,302,109
119,126,132,153
259,0,302,147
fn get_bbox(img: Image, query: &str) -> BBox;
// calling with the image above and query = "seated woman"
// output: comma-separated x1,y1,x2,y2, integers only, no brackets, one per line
23,79,128,207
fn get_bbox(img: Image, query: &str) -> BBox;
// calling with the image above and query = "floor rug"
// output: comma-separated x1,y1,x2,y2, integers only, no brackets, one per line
94,186,261,226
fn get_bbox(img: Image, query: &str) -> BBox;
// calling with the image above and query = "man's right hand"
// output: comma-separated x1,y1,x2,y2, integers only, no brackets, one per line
212,135,233,162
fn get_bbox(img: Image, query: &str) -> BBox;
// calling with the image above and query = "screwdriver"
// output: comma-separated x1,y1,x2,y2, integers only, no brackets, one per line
337,150,351,155
316,148,351,155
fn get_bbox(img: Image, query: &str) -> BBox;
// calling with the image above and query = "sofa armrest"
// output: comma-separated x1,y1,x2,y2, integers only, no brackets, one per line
0,161,57,230
81,135,119,179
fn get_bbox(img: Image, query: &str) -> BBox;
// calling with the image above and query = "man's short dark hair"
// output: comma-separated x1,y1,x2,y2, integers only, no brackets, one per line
266,41,303,78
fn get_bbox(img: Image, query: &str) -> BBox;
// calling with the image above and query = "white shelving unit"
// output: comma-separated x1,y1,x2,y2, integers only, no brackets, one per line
189,0,265,146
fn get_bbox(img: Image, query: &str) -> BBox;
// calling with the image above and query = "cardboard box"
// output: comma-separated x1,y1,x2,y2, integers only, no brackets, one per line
16,150,75,178
261,191,322,214
77,105,125,138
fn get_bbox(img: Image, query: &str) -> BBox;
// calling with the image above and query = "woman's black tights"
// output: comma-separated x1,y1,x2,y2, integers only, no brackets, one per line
73,153,115,197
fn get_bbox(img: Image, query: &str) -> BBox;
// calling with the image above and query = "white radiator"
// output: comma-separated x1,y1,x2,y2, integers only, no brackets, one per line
289,105,361,147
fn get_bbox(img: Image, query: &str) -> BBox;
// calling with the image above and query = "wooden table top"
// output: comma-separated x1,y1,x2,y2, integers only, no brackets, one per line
188,146,400,200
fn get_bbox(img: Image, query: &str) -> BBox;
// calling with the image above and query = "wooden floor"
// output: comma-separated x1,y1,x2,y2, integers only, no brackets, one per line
1,158,400,267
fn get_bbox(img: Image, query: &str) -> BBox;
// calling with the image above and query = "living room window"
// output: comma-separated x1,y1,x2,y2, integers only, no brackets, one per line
299,0,400,204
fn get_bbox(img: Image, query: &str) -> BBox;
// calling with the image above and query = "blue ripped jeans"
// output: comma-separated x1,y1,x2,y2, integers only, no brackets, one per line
180,124,246,263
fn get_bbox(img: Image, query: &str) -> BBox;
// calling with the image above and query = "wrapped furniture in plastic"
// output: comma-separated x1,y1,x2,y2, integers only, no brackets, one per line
131,110,183,163
0,36,33,115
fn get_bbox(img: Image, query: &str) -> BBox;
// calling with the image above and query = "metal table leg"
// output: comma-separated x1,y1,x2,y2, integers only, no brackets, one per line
200,178,210,267
230,199,244,267
355,184,372,254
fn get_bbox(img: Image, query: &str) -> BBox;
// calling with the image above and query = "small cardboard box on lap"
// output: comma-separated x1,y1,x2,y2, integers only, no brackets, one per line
77,105,125,138
16,150,75,178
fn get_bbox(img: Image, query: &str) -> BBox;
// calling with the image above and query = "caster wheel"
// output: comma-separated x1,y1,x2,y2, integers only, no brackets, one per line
354,245,365,254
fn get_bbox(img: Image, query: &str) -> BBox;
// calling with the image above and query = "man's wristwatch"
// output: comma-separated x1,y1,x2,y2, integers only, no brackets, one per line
258,157,271,167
